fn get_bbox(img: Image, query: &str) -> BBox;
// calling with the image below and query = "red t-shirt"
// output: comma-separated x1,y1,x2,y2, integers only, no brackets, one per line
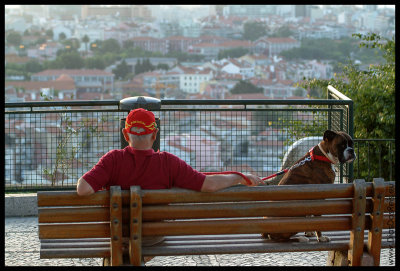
82,147,206,192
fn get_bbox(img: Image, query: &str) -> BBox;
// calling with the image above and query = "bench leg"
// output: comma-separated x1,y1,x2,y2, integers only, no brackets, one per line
361,252,375,266
327,250,348,266
103,257,111,266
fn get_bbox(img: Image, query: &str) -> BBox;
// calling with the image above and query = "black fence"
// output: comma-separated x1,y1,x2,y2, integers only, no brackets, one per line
4,85,367,192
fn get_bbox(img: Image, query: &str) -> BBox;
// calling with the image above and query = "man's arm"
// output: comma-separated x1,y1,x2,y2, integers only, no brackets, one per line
77,177,95,196
200,173,261,192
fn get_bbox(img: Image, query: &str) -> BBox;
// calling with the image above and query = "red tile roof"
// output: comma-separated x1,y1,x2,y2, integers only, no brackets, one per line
5,80,75,91
33,69,113,76
265,37,298,43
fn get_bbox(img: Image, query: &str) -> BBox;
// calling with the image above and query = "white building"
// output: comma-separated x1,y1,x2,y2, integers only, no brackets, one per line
178,66,213,94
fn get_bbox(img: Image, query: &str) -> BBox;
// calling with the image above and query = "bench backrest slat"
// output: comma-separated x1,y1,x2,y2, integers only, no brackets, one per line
142,199,354,221
37,190,131,207
141,184,356,204
39,207,109,223
141,216,352,236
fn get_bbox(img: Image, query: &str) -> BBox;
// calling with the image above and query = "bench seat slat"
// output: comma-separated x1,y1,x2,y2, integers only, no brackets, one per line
41,242,109,249
142,241,350,256
40,248,110,259
39,223,110,239
41,238,110,243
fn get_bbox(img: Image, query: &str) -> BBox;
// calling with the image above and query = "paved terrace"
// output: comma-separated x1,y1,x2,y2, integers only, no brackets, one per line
5,216,395,266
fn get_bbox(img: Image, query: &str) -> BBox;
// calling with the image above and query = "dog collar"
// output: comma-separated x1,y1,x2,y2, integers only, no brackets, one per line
309,144,335,163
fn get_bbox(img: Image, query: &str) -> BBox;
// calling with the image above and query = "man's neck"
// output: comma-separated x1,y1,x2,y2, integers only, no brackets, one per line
129,143,153,150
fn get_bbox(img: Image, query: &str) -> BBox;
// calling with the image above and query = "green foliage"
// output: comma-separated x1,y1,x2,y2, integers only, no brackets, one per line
297,33,395,182
84,57,106,70
218,47,249,60
243,21,268,41
134,58,155,75
62,38,81,50
45,29,54,39
100,38,121,54
112,59,130,80
230,80,263,94
58,32,66,41
156,63,170,70
6,31,22,46
270,25,294,38
56,51,84,69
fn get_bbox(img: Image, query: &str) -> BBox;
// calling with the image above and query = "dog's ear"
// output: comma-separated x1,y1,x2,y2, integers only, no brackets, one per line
323,130,338,142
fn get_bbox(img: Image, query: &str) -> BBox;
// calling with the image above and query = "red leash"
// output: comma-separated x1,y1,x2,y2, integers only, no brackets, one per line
202,146,332,185
202,170,288,185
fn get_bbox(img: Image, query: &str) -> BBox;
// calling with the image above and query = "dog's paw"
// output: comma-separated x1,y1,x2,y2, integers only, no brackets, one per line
297,236,310,243
261,233,270,239
304,231,314,237
317,235,330,242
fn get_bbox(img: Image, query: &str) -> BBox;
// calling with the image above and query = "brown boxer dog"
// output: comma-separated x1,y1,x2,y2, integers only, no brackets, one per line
262,130,356,242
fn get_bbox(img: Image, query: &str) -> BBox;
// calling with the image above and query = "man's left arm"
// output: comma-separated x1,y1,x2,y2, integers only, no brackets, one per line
77,177,95,196
201,173,261,192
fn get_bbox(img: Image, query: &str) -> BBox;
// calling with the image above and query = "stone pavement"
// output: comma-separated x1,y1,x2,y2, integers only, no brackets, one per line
5,216,395,266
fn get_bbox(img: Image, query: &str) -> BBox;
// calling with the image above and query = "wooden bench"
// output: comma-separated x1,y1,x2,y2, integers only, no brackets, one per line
37,178,395,266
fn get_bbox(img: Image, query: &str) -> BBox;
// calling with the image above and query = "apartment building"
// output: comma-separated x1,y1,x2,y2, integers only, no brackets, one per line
254,37,300,57
176,66,213,94
31,69,114,93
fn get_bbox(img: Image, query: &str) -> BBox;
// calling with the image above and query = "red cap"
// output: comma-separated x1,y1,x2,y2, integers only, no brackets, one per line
125,108,157,135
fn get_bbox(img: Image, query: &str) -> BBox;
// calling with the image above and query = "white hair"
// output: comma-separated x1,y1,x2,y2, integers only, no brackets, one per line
127,127,153,142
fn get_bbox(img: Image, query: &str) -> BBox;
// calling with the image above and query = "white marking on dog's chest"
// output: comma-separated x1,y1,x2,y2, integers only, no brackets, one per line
331,164,336,174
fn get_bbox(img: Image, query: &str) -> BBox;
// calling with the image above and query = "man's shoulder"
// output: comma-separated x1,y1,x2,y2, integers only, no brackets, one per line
101,148,125,159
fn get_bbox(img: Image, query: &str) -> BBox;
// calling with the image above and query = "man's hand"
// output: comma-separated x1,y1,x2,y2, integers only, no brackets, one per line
239,173,262,186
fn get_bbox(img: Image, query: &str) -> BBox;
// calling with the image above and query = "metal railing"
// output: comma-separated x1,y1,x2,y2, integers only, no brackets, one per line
353,139,395,182
5,86,356,191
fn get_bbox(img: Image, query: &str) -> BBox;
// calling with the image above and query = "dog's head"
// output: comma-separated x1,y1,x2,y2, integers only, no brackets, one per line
322,130,356,164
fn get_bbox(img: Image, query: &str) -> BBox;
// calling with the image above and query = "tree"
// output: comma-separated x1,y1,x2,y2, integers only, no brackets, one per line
6,31,22,46
298,33,395,182
82,35,90,56
112,59,130,80
45,29,54,40
100,38,121,54
57,51,84,69
59,32,67,41
270,26,294,38
243,21,268,41
24,59,43,74
85,57,106,69
156,63,169,71
62,38,81,51
218,47,249,59
230,80,264,94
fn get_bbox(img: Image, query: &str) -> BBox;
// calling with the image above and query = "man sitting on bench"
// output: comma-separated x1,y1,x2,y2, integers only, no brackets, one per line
76,108,262,261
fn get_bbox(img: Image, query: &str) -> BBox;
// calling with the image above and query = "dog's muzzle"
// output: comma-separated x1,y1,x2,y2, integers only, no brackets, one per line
343,148,356,163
